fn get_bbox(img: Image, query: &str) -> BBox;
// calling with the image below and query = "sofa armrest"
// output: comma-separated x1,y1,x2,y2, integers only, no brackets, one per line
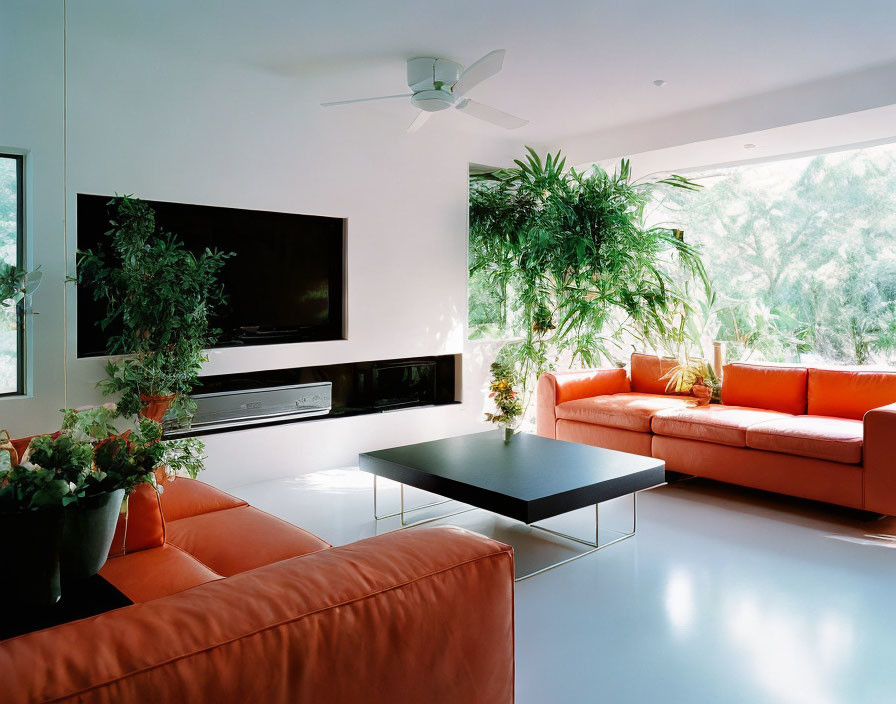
536,368,631,438
864,402,896,515
1,526,514,704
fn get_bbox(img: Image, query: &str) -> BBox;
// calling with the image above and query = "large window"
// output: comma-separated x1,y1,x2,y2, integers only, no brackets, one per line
0,154,24,394
659,142,896,366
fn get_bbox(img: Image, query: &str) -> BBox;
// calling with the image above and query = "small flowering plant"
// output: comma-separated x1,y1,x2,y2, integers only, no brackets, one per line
484,360,523,428
0,405,208,512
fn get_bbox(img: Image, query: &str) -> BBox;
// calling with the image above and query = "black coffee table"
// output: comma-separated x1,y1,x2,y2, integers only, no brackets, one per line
360,430,665,580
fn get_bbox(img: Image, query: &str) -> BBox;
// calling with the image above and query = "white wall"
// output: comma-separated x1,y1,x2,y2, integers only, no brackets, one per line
0,2,523,488
0,1,66,433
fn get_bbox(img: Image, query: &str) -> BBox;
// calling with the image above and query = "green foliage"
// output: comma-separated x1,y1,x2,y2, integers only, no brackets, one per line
159,437,207,480
75,195,234,424
0,464,71,511
4,412,176,511
61,405,121,441
91,417,166,494
470,147,707,386
484,360,523,425
659,145,896,365
0,263,42,307
25,434,96,506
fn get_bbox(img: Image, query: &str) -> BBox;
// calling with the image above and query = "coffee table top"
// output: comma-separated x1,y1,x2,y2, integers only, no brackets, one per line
360,430,665,523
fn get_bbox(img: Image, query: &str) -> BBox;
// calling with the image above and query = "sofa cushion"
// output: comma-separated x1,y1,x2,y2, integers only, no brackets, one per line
556,393,693,433
808,368,896,420
166,505,331,577
556,419,653,457
746,415,863,464
108,482,166,555
652,405,792,447
721,363,808,415
159,475,248,522
99,543,223,603
630,353,681,395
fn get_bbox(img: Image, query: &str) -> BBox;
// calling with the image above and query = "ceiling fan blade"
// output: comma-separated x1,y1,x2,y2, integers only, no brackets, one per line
407,110,432,133
320,93,412,107
455,99,528,130
452,49,505,97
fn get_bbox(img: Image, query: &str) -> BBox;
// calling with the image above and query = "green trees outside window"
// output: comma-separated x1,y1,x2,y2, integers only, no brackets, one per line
658,142,896,365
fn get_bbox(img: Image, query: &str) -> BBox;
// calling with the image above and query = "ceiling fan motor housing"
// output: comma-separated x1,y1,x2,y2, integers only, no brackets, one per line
412,89,454,111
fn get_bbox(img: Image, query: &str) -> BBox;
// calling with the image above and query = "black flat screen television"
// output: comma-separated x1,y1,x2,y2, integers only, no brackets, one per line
76,194,345,358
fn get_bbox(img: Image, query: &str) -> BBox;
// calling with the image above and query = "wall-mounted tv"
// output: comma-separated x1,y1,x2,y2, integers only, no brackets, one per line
76,194,345,358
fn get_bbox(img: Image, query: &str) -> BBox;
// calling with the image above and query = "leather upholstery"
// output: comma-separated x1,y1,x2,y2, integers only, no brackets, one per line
99,543,222,602
556,419,653,457
721,363,808,414
4,527,515,704
158,474,247,522
651,405,792,447
808,368,896,419
652,435,864,509
536,368,629,438
165,505,330,577
746,415,863,464
864,402,896,514
630,353,680,395
557,393,692,433
107,483,165,555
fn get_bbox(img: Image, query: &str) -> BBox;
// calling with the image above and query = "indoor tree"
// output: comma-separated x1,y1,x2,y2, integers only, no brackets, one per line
469,147,708,391
75,195,233,425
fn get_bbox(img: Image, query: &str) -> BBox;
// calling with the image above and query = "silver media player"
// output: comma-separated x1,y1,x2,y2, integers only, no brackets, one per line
165,381,333,435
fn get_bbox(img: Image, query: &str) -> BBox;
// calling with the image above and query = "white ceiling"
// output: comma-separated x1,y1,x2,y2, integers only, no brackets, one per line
72,0,896,157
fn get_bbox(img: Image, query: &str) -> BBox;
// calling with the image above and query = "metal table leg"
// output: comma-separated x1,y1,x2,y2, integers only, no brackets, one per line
516,491,638,582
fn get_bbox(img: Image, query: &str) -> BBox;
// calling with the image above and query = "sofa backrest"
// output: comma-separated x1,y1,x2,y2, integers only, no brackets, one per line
630,353,681,395
721,362,808,415
808,368,896,419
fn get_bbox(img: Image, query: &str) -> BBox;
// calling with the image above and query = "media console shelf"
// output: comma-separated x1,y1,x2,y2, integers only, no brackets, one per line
166,354,460,439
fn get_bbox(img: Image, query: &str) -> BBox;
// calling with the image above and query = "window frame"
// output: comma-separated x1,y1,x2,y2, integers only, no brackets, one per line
1,152,25,397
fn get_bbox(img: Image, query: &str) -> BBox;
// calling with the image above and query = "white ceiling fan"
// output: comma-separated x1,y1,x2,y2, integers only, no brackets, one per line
321,49,528,132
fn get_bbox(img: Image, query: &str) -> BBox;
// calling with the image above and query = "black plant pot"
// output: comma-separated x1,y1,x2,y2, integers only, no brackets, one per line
0,506,64,611
62,488,125,581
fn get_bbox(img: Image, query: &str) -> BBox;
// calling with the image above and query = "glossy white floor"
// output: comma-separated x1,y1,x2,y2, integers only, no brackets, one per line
230,469,896,704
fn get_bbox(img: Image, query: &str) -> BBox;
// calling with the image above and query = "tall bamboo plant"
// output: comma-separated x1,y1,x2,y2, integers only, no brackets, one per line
469,147,708,391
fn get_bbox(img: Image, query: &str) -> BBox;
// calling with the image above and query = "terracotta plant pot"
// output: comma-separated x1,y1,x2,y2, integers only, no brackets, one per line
61,488,126,581
691,383,712,406
139,393,176,422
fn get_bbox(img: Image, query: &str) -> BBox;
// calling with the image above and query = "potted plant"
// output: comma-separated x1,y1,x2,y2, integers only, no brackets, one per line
661,355,720,405
485,360,523,443
0,431,72,609
74,195,233,427
54,407,172,579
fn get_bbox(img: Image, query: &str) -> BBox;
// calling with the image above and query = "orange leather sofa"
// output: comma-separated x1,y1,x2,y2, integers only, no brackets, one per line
537,352,896,515
1,475,515,704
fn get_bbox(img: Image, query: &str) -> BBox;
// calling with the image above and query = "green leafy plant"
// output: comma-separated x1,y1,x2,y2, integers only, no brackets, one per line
484,360,523,426
469,148,707,389
0,464,71,511
90,418,167,493
61,406,206,484
158,437,207,480
0,263,42,307
24,434,96,506
74,195,233,425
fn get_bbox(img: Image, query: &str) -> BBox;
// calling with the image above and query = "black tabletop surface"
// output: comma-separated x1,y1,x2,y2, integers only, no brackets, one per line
360,430,665,523
0,574,132,642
